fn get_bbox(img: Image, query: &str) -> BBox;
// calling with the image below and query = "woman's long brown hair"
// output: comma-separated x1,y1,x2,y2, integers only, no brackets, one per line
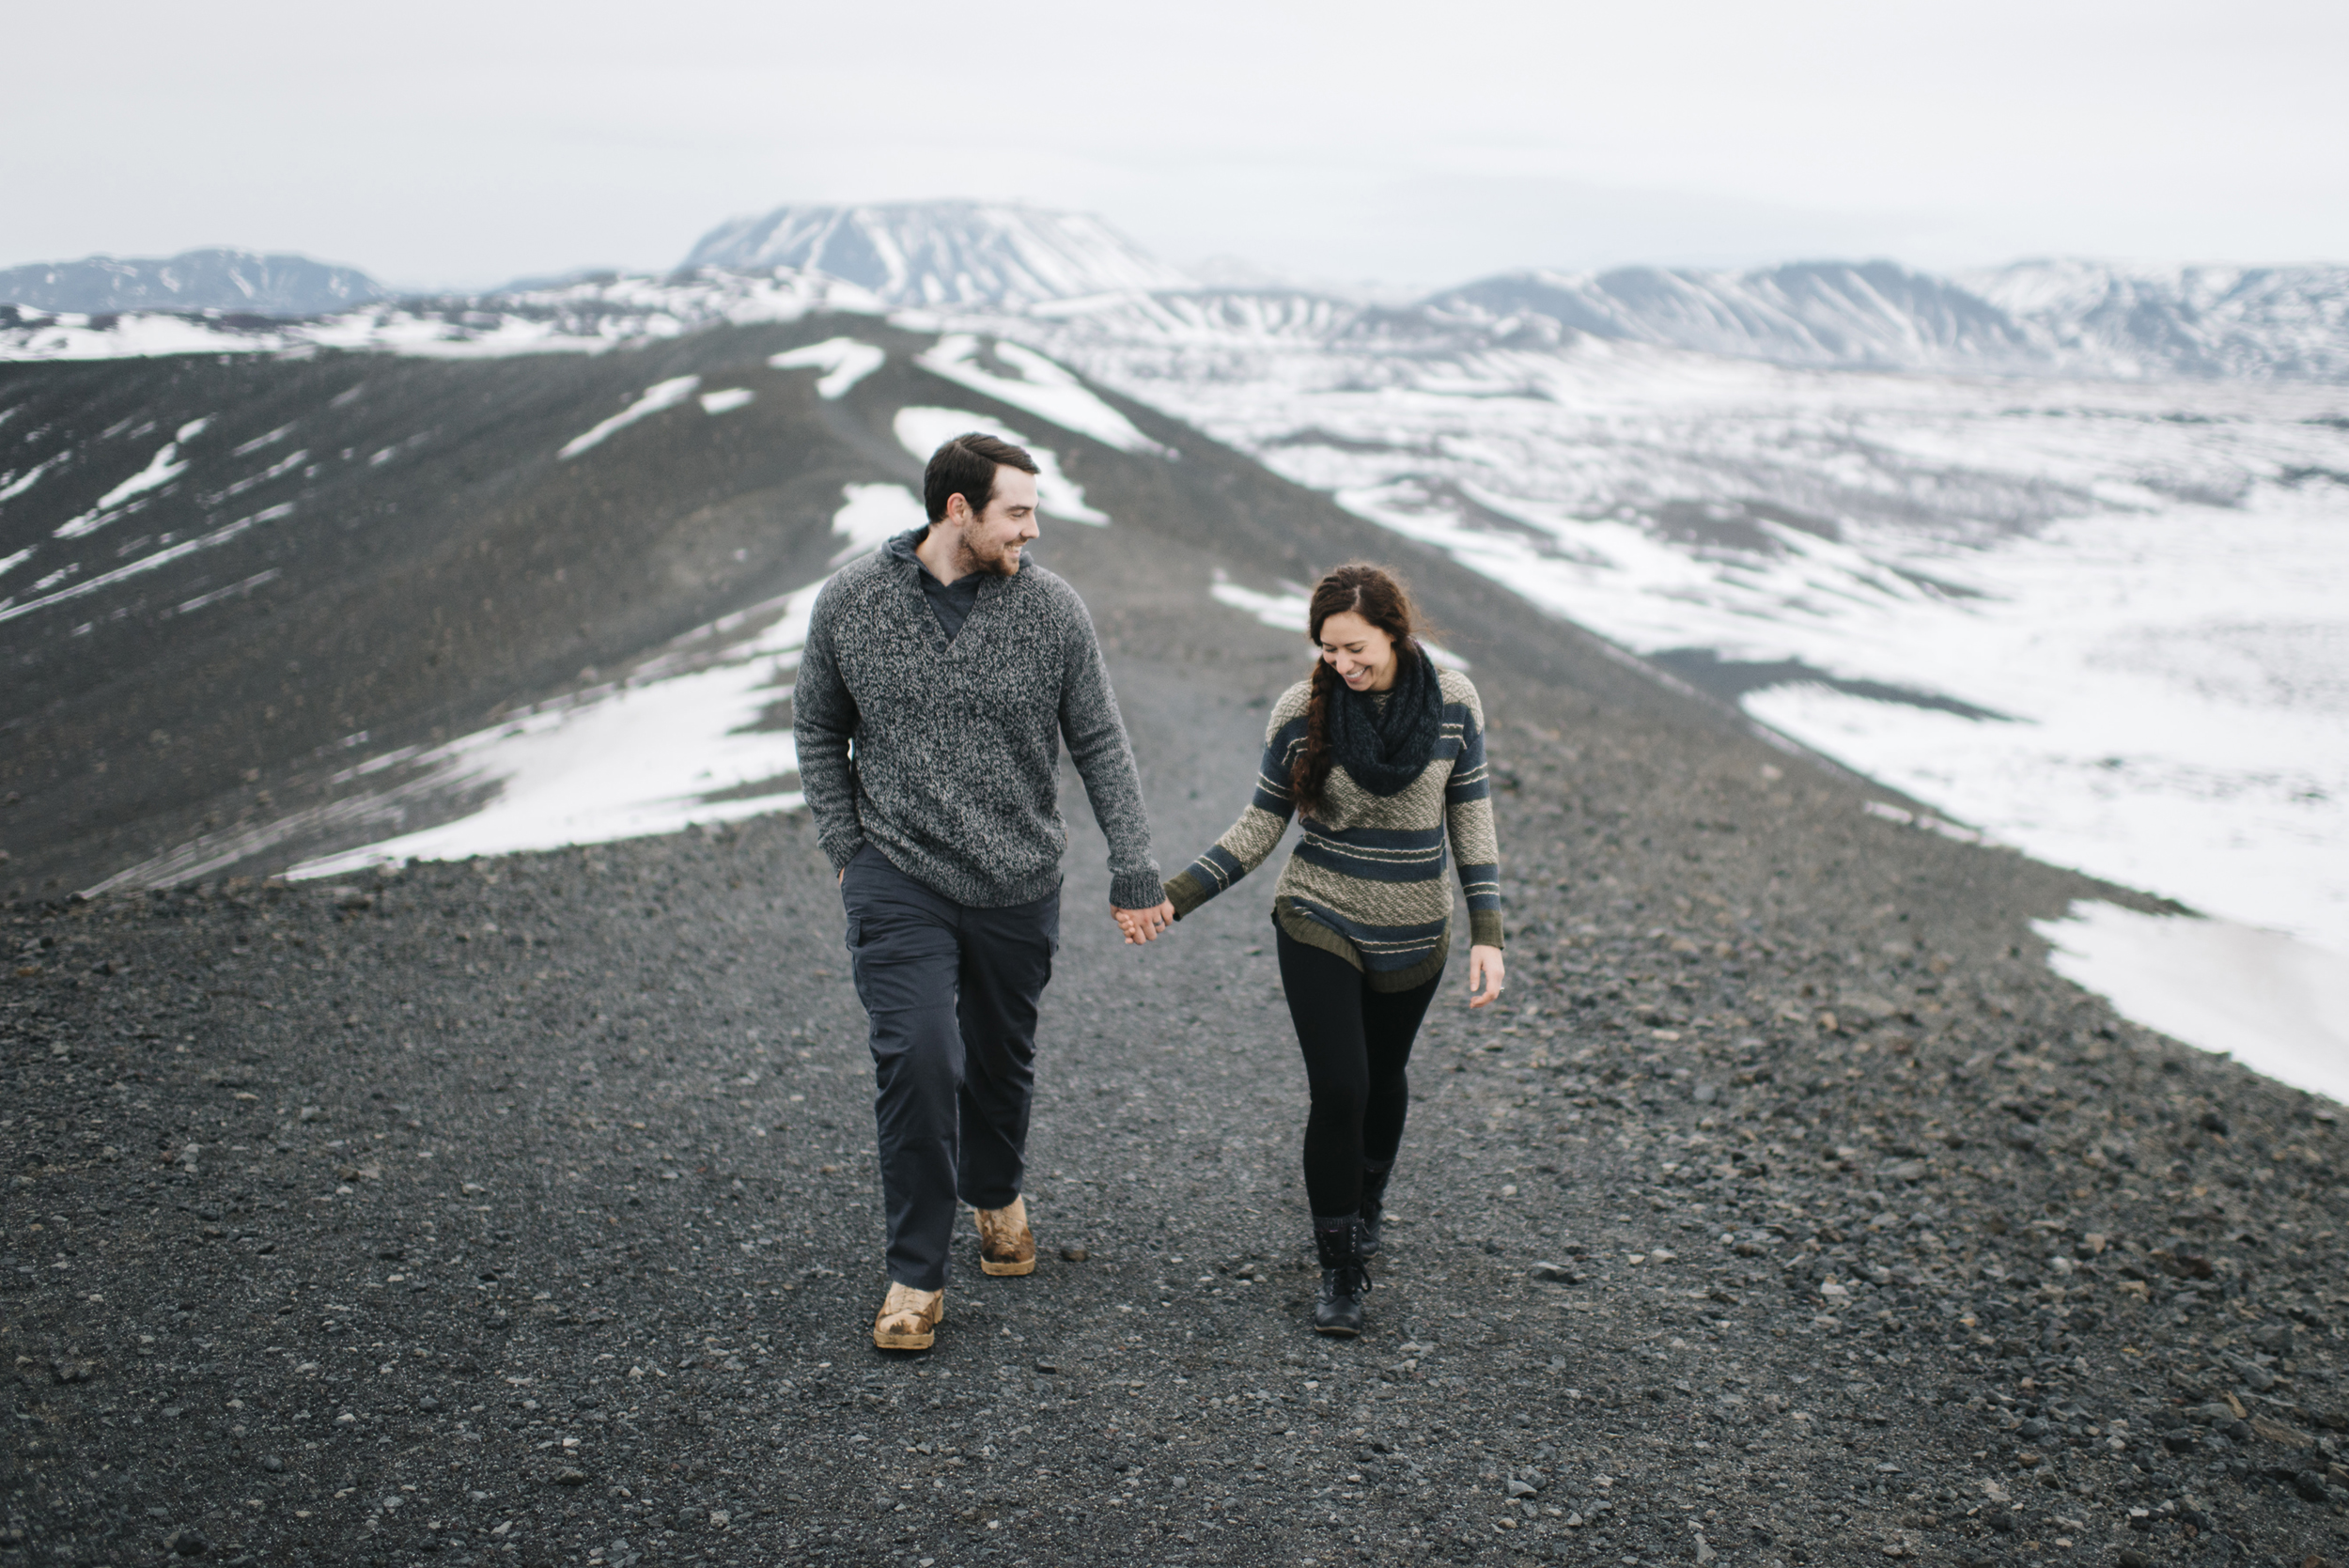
1291,564,1426,813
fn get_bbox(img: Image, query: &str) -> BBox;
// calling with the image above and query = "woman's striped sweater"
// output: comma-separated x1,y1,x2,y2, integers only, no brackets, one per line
1164,666,1503,991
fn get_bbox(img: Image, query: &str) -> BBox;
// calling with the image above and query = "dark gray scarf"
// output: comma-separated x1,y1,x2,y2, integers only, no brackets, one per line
1324,644,1442,797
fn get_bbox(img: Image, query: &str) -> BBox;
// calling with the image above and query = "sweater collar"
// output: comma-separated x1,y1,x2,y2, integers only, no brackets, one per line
885,527,1024,589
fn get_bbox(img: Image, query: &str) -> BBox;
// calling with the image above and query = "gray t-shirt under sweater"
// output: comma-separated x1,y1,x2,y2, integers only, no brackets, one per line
917,562,983,643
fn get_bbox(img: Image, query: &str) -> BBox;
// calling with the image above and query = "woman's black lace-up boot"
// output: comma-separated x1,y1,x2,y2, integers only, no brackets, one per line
1312,1216,1371,1336
1358,1162,1394,1258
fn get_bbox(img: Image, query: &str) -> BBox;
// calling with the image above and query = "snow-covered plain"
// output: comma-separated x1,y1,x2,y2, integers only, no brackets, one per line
1003,309,2349,1096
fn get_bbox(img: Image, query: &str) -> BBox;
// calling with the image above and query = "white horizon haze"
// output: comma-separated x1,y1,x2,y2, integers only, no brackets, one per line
6,0,2347,293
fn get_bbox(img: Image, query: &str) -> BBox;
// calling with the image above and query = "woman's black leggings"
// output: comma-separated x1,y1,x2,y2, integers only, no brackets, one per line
1276,924,1441,1219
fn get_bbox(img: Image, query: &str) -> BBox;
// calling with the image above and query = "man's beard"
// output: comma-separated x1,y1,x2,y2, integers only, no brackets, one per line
957,532,1022,578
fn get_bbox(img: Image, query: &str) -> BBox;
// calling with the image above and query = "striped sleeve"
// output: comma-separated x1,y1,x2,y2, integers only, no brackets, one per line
1164,686,1308,918
1443,675,1505,951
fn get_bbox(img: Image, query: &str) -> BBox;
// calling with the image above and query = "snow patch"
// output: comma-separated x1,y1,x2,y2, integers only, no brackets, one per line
171,569,281,616
203,448,307,507
697,388,754,415
2037,900,2349,1106
770,337,885,399
558,376,702,459
914,335,1165,455
0,450,70,504
54,434,201,536
831,483,924,563
0,504,295,627
265,581,832,881
231,423,295,457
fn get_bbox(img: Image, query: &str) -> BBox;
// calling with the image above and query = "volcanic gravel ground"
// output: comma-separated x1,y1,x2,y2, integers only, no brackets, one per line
8,534,2349,1568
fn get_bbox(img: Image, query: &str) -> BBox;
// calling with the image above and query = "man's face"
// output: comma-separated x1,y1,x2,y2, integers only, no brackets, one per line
953,466,1040,576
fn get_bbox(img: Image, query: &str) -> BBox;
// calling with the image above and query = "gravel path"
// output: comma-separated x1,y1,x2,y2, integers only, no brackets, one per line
8,526,2349,1568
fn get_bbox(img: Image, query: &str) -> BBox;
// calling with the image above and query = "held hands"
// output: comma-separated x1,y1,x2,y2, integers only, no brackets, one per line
1113,900,1176,945
1467,944,1505,1008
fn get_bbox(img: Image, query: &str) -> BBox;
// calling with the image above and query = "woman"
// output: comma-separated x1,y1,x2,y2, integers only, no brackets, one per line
1164,564,1504,1335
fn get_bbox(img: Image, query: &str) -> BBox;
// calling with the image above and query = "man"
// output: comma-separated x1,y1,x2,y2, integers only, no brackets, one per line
794,431,1176,1351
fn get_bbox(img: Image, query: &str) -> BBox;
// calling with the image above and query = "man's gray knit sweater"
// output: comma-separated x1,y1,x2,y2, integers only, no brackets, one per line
793,531,1165,910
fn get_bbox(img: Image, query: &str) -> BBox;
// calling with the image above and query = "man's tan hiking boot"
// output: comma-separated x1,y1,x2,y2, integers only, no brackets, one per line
872,1282,945,1351
975,1196,1036,1277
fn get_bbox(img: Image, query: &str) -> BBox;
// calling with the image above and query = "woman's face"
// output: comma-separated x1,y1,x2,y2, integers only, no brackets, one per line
1316,610,1399,693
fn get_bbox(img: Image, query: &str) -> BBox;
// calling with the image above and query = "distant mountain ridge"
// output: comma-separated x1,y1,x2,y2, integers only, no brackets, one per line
1421,260,2047,372
6,206,2347,382
0,249,384,317
679,201,1192,308
1002,255,2349,383
1963,259,2349,381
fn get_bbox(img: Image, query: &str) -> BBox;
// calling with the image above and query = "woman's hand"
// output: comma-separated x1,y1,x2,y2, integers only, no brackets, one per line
1113,900,1176,945
1467,944,1504,1008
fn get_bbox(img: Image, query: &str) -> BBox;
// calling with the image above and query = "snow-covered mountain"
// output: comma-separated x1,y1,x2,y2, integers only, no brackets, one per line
0,248,384,317
1421,261,2048,372
996,256,2349,383
679,201,1191,309
1963,259,2349,382
8,207,2346,385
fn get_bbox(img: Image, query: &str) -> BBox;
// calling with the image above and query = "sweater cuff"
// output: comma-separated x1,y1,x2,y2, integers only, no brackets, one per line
1469,908,1505,951
1163,869,1207,919
1111,870,1168,911
821,832,866,874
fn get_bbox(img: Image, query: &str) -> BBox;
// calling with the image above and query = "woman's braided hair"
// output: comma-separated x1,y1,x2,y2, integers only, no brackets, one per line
1291,564,1424,814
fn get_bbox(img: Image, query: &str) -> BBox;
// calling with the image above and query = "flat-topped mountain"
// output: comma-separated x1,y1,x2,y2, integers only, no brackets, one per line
0,248,384,318
679,200,1192,309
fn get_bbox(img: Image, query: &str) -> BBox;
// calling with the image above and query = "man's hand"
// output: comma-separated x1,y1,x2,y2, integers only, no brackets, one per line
1113,900,1176,945
1467,944,1505,1008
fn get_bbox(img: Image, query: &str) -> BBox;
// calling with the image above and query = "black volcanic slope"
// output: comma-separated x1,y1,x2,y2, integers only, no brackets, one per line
0,320,1726,902
4,324,2347,1568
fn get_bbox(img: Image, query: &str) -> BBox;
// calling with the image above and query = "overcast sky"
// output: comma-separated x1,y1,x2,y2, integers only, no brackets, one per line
9,0,2346,290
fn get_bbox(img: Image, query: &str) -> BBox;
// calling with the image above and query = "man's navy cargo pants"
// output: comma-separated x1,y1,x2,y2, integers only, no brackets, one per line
838,844,1060,1292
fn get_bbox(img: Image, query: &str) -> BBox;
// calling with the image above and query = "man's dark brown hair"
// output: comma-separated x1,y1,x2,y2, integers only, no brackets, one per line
924,432,1040,525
